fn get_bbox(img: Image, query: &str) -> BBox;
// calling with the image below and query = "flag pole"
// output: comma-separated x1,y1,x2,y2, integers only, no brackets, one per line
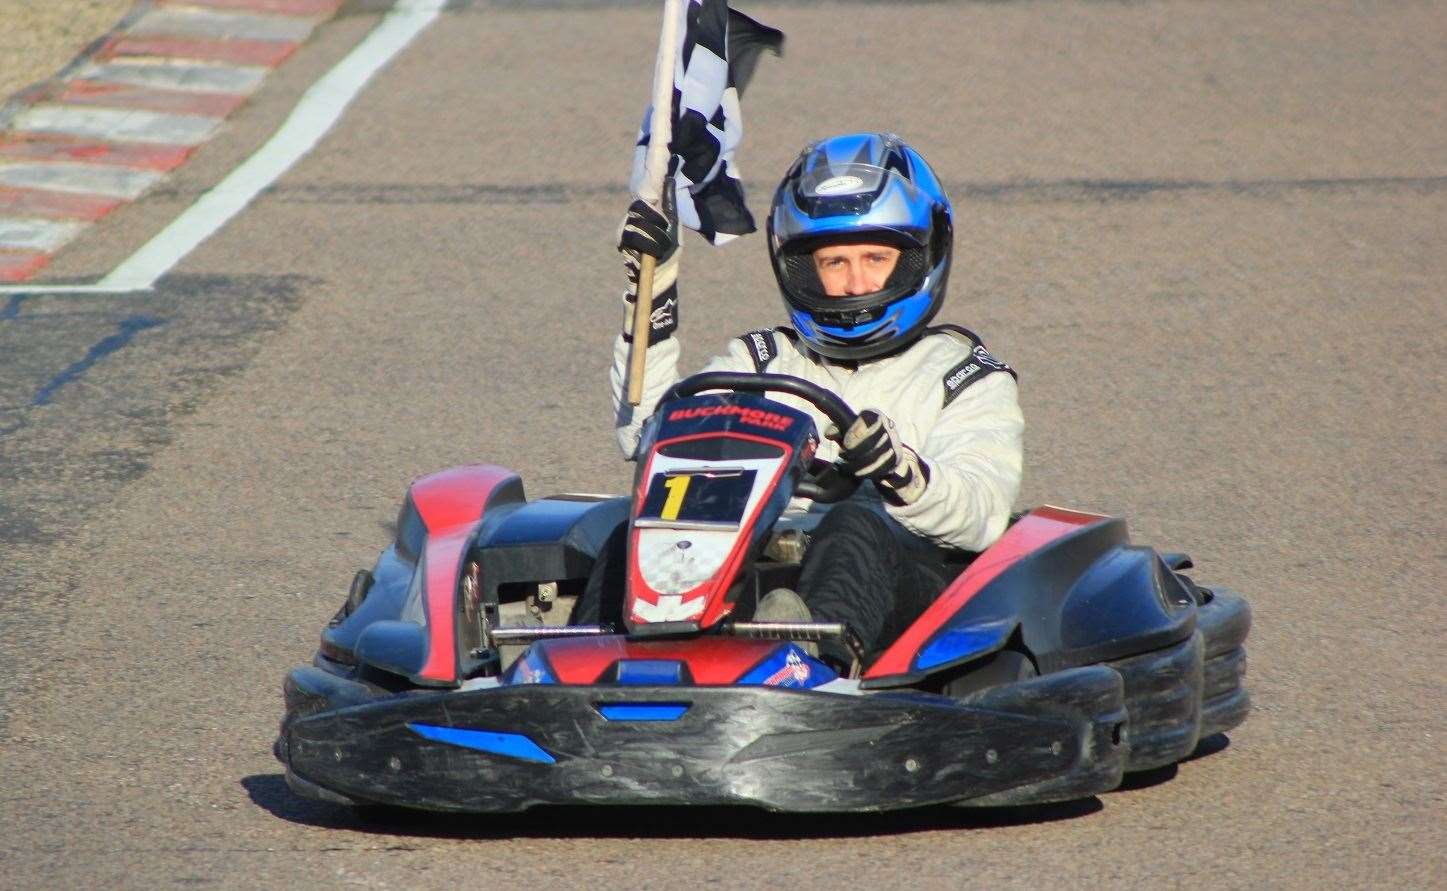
627,0,682,406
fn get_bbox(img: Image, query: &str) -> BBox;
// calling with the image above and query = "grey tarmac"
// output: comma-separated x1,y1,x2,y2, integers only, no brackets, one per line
1,0,1443,888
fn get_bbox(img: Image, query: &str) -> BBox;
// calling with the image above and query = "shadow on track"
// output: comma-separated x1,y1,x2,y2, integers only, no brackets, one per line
1111,733,1232,793
240,773,1102,839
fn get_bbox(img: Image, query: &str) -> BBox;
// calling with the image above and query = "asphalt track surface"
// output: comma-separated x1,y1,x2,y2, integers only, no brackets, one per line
1,0,1443,887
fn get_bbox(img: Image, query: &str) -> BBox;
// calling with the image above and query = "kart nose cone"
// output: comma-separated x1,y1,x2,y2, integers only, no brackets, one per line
279,668,1127,813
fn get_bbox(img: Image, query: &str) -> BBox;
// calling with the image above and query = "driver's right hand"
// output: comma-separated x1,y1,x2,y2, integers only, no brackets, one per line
828,409,929,507
618,188,680,303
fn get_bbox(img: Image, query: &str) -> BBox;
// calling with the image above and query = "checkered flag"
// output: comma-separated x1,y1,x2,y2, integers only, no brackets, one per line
630,1,784,245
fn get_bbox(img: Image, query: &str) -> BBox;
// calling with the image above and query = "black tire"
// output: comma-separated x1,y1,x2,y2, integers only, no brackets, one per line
328,568,374,626
943,648,1038,698
1196,586,1252,658
347,569,373,609
1110,631,1204,771
1195,586,1251,736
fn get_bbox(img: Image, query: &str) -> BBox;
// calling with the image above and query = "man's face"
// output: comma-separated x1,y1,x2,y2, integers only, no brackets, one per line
811,243,901,297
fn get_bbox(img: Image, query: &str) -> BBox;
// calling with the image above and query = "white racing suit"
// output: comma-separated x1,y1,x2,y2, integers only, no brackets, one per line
610,322,1024,552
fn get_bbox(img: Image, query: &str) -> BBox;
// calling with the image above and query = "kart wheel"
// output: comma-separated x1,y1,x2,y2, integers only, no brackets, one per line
328,569,373,626
1196,587,1252,658
1195,587,1251,736
347,569,373,613
1110,631,1204,771
942,648,1037,698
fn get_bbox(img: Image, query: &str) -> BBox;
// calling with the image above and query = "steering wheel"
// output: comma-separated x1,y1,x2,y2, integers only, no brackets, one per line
658,372,861,503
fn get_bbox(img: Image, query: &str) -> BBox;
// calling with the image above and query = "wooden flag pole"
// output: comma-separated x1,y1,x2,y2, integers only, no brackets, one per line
626,0,682,406
626,254,657,404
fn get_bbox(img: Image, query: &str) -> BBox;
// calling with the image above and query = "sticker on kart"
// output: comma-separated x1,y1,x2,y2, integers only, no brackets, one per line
635,468,758,530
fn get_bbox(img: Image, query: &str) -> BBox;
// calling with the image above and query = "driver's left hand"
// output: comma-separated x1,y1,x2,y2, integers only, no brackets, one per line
828,409,929,506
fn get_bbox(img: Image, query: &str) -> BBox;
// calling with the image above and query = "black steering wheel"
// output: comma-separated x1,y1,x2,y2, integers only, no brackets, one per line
659,372,861,503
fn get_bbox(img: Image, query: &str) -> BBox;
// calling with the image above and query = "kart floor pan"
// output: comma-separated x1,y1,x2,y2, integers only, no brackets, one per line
279,666,1127,813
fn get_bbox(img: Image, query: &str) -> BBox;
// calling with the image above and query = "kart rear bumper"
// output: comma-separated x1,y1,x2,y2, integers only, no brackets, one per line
276,664,1128,813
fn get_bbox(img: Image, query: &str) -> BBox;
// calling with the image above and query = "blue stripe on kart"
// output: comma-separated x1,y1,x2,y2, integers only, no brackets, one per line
407,722,556,763
915,619,1015,672
596,703,690,721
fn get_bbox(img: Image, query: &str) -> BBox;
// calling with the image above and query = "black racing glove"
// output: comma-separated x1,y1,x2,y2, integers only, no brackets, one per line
617,190,680,345
829,409,929,506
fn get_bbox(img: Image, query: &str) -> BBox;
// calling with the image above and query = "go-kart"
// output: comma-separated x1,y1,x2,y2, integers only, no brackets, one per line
275,373,1250,813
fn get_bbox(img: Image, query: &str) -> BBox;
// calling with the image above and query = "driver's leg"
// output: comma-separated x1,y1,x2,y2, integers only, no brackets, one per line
570,521,628,626
795,502,947,666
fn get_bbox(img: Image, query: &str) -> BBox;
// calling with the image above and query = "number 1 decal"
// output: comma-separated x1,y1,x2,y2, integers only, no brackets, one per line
660,475,691,520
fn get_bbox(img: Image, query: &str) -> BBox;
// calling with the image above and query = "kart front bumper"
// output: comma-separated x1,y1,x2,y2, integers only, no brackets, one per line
276,665,1128,813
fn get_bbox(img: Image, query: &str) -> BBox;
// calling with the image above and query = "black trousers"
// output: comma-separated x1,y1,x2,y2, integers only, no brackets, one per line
794,502,951,665
573,502,952,664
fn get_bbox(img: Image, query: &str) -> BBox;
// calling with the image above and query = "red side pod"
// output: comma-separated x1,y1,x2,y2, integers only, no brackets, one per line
409,465,522,683
864,506,1108,681
411,465,518,531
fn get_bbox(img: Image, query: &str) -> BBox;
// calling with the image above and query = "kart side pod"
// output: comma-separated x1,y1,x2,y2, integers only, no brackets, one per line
322,465,526,686
353,620,429,679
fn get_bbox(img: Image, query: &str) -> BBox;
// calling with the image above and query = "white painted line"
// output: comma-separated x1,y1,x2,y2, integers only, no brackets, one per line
0,0,447,295
11,104,222,146
0,218,89,252
0,284,136,293
99,0,447,291
0,162,164,199
128,7,318,43
78,60,269,95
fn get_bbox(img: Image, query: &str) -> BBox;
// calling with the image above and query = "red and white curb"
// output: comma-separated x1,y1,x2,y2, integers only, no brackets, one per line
0,0,345,282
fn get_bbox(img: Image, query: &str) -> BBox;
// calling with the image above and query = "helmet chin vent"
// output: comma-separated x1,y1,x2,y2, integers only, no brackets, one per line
816,307,881,327
816,316,900,348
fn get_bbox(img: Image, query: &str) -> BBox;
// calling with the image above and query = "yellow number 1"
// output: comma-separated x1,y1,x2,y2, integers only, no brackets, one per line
660,475,691,520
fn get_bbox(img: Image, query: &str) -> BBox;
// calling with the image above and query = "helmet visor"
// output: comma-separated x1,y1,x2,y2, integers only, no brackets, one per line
778,242,929,318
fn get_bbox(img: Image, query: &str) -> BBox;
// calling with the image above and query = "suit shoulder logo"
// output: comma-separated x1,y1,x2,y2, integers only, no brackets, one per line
740,329,778,372
942,344,1015,406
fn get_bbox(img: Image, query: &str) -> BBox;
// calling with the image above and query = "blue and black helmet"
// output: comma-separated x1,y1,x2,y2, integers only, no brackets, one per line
767,133,954,361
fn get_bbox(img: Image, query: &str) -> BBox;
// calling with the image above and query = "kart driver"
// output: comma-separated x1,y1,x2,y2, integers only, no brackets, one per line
595,132,1023,670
